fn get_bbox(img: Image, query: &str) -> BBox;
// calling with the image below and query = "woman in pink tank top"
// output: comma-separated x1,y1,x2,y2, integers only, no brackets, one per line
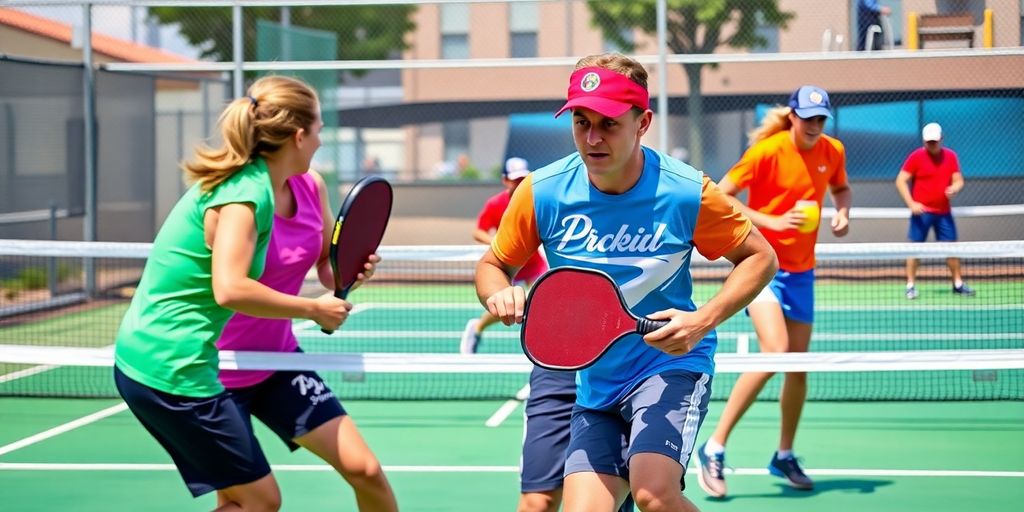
217,170,397,511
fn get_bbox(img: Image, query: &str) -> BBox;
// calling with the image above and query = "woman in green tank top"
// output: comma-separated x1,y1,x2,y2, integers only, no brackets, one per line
113,76,352,509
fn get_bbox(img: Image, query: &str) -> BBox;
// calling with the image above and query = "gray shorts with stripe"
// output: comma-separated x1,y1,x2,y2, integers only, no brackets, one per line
564,370,712,487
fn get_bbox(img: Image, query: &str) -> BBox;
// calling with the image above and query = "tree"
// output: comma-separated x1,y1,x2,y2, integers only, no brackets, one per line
149,5,416,66
587,1,794,168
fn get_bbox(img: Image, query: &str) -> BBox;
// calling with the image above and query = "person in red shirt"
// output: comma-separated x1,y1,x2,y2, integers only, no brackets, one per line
695,85,852,498
460,157,549,354
895,122,974,299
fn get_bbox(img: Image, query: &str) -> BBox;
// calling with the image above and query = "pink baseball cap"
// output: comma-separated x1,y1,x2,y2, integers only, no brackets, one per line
555,67,650,119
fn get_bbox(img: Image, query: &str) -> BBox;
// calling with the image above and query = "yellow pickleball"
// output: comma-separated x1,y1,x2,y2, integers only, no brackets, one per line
796,200,820,234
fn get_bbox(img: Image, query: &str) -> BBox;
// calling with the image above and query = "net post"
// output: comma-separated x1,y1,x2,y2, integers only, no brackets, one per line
47,200,57,297
736,334,750,355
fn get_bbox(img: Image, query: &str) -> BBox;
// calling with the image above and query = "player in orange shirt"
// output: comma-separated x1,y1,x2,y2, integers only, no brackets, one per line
695,86,852,498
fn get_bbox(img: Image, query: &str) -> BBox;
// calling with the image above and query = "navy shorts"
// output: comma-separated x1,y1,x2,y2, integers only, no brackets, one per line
564,370,712,489
521,367,635,512
229,369,346,451
114,365,271,497
908,212,958,242
521,367,576,493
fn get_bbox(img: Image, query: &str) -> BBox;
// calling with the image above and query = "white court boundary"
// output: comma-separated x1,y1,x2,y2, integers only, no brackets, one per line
0,462,1020,479
0,402,128,457
0,401,1020,481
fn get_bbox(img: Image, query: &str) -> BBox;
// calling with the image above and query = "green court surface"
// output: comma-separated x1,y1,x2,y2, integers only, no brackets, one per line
1,277,1021,509
1,397,1022,511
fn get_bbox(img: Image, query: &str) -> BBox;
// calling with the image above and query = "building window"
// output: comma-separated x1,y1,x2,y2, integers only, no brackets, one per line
751,10,779,53
441,3,470,59
603,28,634,53
443,120,469,165
509,2,538,58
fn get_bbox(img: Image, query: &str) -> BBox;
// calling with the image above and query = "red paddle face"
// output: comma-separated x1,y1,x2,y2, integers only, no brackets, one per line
521,267,637,371
329,177,392,299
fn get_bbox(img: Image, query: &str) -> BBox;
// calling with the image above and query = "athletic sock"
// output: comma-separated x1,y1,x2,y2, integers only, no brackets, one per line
704,439,725,455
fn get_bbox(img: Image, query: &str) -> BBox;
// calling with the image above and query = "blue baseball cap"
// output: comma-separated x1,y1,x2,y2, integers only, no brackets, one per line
787,85,833,119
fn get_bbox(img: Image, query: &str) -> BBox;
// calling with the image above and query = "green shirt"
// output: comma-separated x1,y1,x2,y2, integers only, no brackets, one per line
114,159,274,397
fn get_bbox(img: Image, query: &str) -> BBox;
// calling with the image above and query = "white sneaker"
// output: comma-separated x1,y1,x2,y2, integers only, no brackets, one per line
460,319,481,354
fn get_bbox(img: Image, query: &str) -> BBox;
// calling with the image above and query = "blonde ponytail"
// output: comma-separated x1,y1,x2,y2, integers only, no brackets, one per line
184,75,319,192
748,106,793,146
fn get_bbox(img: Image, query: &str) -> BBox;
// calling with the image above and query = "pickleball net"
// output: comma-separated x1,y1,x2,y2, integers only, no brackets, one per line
1,239,1021,401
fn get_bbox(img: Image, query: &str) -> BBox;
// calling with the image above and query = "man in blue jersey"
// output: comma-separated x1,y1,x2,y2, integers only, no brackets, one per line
475,53,777,512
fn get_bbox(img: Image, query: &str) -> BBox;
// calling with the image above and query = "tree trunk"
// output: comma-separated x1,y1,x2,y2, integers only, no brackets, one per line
683,63,704,169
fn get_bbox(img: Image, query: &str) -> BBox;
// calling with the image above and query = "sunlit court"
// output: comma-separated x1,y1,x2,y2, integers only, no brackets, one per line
1,1,1023,511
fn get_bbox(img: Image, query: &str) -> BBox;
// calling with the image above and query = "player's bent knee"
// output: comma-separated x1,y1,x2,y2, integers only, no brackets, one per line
339,460,387,488
221,475,282,512
760,339,790,353
631,479,681,512
222,490,282,512
518,492,559,512
631,487,674,512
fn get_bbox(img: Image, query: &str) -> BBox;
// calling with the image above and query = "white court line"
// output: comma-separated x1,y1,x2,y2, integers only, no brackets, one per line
814,304,1022,311
0,364,58,384
485,384,531,428
0,402,128,457
0,463,1020,478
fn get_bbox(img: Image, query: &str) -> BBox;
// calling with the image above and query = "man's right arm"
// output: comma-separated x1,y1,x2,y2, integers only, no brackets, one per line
474,176,541,325
475,249,524,326
895,170,924,215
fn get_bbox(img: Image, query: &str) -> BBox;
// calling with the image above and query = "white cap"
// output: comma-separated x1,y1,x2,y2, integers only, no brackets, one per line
504,157,530,180
922,122,942,142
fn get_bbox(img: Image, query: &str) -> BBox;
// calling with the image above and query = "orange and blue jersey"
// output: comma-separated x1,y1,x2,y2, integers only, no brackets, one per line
493,146,751,410
478,190,548,282
725,131,847,272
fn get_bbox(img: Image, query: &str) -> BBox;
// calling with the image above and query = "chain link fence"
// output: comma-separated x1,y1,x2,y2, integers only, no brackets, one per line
1,1,1022,242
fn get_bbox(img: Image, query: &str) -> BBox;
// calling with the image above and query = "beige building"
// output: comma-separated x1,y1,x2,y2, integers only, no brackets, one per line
397,1,1023,180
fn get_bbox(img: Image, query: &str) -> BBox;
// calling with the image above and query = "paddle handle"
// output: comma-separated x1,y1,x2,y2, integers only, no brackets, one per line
636,317,670,334
320,287,351,335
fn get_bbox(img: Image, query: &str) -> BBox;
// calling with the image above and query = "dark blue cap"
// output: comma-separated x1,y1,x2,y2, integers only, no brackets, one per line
787,85,832,119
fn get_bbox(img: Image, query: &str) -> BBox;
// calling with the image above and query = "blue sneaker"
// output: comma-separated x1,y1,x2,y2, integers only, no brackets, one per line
695,442,727,498
905,286,919,300
953,283,976,296
768,452,813,490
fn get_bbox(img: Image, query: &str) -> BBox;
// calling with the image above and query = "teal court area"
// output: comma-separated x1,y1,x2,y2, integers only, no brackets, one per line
1,398,1022,511
2,260,1022,510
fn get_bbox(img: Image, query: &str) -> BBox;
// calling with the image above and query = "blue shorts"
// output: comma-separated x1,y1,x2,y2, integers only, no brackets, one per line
564,370,712,489
908,212,958,242
229,369,346,451
114,365,271,497
750,269,815,324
